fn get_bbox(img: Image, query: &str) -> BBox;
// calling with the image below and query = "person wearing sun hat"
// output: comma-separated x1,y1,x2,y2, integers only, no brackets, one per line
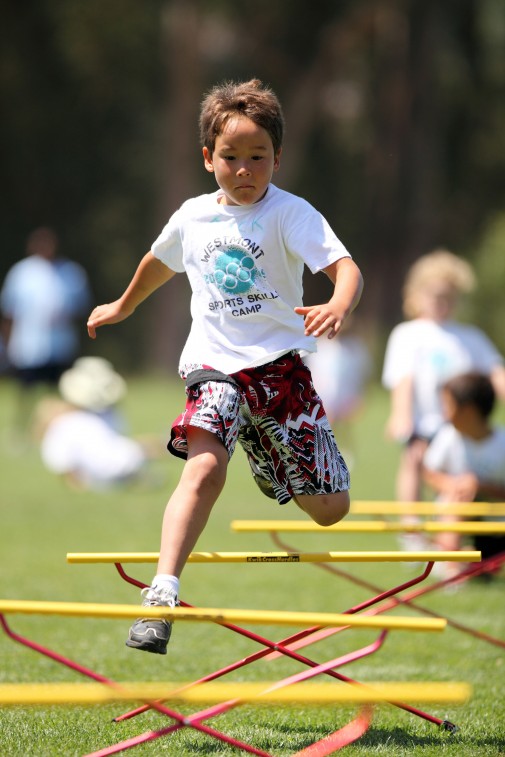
58,356,126,416
35,357,148,490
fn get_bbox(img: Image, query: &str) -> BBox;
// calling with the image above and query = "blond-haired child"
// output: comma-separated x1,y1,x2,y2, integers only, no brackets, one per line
382,250,505,546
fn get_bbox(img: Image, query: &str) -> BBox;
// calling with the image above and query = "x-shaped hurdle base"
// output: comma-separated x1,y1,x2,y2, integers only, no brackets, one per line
65,548,479,749
0,598,453,757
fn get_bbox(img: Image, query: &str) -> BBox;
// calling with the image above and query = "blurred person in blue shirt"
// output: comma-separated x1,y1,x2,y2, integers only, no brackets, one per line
1,226,91,444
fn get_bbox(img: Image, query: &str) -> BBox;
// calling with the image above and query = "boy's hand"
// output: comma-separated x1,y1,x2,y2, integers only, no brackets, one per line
385,414,413,444
447,473,479,501
294,303,344,338
87,301,133,339
300,257,363,338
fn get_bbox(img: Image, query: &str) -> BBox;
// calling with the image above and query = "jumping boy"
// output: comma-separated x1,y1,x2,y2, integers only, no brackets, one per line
87,79,363,655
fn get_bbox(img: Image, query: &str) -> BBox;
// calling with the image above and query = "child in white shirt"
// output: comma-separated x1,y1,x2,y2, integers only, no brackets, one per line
423,371,505,575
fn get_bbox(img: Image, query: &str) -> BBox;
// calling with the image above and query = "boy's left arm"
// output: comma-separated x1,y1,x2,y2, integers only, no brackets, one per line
294,257,363,338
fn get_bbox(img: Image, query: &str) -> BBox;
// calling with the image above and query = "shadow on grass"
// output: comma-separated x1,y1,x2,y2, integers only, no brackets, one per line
157,720,505,755
152,723,442,755
277,723,505,755
339,725,505,753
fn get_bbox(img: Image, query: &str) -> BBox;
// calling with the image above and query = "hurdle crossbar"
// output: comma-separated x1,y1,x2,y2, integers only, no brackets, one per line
230,520,505,535
66,549,481,564
349,501,505,516
0,681,471,706
0,600,446,631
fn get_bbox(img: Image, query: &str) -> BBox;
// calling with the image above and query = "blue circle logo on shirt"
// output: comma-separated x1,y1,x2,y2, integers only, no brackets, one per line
214,247,257,295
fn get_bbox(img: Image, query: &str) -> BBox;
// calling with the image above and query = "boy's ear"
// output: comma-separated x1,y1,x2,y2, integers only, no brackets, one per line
273,148,282,171
203,146,214,172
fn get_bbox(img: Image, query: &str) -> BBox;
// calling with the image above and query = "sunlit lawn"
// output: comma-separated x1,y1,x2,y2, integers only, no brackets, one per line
0,375,503,756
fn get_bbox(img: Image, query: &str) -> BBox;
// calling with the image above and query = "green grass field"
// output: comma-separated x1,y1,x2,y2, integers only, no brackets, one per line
0,376,503,756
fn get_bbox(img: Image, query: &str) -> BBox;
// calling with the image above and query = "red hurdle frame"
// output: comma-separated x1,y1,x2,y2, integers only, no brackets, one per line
266,530,505,650
0,550,473,756
100,557,460,747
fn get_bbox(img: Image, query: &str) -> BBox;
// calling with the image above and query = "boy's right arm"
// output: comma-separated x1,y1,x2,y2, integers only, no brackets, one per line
87,252,175,339
385,376,414,442
422,466,479,501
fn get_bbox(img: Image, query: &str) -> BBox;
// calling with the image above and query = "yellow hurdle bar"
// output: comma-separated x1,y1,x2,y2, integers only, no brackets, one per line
0,681,471,706
67,550,481,564
350,501,505,516
230,520,505,535
67,552,160,563
0,600,446,631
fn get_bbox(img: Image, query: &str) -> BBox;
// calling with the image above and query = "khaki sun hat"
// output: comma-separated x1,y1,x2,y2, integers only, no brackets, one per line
58,357,126,412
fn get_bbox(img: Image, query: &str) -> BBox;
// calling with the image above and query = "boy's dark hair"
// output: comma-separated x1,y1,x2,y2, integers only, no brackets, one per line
199,79,284,155
443,372,496,418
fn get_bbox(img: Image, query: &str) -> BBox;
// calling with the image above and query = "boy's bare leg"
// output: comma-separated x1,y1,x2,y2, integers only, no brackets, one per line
434,518,462,580
396,439,428,503
294,491,350,527
435,518,461,552
395,439,430,552
126,428,228,654
156,426,229,577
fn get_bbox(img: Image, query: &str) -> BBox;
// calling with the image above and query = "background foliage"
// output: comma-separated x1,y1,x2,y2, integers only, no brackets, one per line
2,0,505,372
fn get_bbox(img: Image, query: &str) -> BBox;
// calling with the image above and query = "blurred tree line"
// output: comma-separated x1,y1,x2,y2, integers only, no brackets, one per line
1,0,505,374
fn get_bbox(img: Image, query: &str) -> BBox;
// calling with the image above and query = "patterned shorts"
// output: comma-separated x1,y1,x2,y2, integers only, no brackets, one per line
168,352,350,504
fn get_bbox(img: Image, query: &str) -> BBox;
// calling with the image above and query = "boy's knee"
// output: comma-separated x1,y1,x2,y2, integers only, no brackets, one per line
184,448,228,494
316,498,350,527
296,491,350,527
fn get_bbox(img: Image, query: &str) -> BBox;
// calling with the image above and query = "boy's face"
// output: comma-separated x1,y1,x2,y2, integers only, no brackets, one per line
416,283,459,322
441,388,479,434
441,388,459,425
203,116,281,206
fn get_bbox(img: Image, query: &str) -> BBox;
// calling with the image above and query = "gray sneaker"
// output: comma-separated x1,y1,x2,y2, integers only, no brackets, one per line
125,586,178,655
248,457,277,500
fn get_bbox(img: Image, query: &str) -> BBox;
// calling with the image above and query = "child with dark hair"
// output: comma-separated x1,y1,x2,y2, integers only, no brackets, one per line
423,371,505,574
87,79,363,654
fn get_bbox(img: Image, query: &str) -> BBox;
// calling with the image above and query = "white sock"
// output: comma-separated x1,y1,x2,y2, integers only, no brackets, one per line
152,574,179,596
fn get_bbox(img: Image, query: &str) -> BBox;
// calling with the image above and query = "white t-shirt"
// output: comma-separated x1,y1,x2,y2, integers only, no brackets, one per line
382,319,503,438
424,424,505,517
151,184,351,376
41,411,146,490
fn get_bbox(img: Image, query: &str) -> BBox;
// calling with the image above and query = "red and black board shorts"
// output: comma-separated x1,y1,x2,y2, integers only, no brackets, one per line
169,351,350,504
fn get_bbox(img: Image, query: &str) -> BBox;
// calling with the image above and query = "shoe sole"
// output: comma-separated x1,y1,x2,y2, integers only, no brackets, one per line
125,638,167,655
